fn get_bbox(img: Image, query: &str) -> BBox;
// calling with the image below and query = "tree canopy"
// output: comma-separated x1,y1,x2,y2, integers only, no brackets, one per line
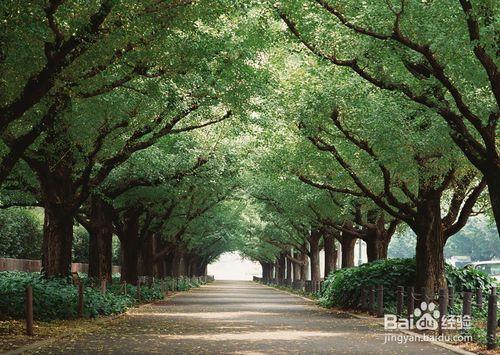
0,0,498,292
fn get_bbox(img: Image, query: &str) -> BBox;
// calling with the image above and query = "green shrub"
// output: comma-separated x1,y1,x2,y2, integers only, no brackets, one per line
318,258,497,310
0,208,42,259
72,226,90,263
0,272,136,320
318,258,415,309
0,272,202,321
445,265,495,293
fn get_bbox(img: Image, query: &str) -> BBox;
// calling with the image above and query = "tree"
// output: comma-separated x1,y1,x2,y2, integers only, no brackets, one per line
260,22,489,291
0,0,197,184
0,208,42,259
7,0,274,277
277,0,500,232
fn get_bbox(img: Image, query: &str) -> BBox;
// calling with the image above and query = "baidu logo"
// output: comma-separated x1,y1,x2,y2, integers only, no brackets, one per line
384,301,471,331
413,301,440,330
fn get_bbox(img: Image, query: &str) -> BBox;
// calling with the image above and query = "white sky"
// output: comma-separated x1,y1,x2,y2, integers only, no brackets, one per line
207,252,261,280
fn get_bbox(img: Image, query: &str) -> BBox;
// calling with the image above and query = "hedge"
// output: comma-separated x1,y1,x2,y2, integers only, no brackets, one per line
318,258,497,309
0,271,201,321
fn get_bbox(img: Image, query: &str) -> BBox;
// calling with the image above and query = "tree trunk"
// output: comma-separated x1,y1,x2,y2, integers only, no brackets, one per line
172,248,187,277
277,253,286,281
292,261,301,280
184,254,191,277
197,260,208,276
286,252,292,281
365,238,389,262
154,238,167,278
88,196,113,282
364,232,389,262
193,257,207,277
156,258,165,279
260,262,269,281
187,254,199,277
324,233,337,277
485,169,500,235
37,162,76,278
300,250,308,280
413,192,446,293
121,239,139,285
309,230,321,281
164,252,173,277
269,263,275,279
118,209,140,285
363,212,392,262
140,232,155,277
291,250,302,280
42,202,74,277
338,234,356,268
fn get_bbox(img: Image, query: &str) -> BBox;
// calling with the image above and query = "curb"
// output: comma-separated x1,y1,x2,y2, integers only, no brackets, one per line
2,284,207,355
258,282,475,355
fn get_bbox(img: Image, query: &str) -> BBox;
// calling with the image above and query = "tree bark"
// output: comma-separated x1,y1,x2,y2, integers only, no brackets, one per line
365,236,389,262
292,261,301,280
324,233,337,277
300,250,308,280
187,254,199,277
413,191,447,293
88,196,113,282
260,262,270,281
197,260,207,276
164,252,174,277
485,169,500,235
363,212,393,262
42,202,74,277
154,238,168,278
118,208,141,285
286,251,293,281
291,250,302,280
337,233,356,268
36,160,76,278
277,253,286,281
139,232,155,277
172,248,187,277
309,230,321,281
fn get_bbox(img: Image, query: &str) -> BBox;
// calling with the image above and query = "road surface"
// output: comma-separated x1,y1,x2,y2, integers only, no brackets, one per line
32,280,455,354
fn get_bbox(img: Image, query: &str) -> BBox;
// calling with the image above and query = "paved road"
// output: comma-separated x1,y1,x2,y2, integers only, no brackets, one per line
34,281,455,354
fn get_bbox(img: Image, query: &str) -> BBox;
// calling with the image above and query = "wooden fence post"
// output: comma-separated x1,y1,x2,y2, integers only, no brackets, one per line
487,287,497,350
448,286,454,309
438,288,447,336
475,288,483,309
25,286,33,336
462,291,472,319
369,286,375,314
78,282,84,318
136,279,141,301
377,285,384,317
396,286,404,319
407,286,415,321
360,288,367,310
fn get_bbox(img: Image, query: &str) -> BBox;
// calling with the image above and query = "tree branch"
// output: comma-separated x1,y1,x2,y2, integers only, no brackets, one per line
444,177,487,238
298,174,363,197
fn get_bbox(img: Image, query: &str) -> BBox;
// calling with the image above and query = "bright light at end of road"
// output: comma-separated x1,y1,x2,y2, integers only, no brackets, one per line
207,252,261,280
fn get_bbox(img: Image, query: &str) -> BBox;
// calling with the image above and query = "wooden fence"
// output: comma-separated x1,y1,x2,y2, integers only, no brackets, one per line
0,257,120,273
